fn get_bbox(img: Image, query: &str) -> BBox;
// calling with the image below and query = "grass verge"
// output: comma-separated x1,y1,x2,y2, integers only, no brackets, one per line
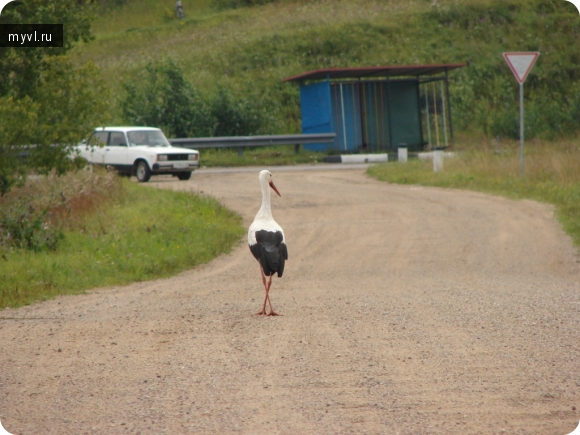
200,145,327,167
367,138,580,249
0,173,244,309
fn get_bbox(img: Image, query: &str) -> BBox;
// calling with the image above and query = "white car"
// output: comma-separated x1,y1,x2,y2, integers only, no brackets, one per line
77,127,200,182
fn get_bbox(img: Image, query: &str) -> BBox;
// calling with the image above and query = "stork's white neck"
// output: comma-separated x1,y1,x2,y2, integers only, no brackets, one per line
256,173,273,220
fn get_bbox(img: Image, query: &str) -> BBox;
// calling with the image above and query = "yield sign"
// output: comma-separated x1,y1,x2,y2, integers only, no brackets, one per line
503,52,540,84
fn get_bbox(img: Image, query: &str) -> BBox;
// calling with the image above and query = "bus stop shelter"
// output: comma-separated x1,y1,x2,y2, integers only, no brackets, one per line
282,63,466,153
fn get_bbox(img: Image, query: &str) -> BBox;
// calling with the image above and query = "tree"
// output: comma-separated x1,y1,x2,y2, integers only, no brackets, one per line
0,0,95,98
0,57,109,195
0,0,109,195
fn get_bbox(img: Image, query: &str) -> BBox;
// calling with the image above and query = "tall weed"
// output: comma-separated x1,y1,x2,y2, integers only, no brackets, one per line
0,170,121,252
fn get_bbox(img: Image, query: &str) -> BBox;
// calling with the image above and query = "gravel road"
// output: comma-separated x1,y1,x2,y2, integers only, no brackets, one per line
1,166,579,435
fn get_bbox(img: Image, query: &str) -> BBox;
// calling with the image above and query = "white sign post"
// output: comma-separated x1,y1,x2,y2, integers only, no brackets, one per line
503,52,539,175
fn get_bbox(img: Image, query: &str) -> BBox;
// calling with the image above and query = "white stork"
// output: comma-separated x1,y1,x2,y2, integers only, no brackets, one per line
248,170,288,316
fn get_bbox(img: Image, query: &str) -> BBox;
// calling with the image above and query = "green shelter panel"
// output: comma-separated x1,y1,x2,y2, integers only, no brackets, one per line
387,81,423,151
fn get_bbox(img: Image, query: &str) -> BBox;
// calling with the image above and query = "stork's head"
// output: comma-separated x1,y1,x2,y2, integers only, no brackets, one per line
259,170,281,197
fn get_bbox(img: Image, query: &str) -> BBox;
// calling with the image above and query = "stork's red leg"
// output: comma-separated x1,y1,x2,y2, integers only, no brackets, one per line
255,266,280,316
265,274,280,316
255,266,269,315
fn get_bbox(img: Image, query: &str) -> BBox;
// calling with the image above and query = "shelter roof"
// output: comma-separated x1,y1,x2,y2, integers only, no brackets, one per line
282,63,466,82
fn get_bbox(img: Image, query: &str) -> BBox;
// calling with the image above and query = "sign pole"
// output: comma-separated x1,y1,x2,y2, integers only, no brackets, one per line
519,82,524,175
502,51,539,176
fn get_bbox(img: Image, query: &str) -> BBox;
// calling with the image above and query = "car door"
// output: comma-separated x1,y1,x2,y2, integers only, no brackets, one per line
83,131,108,164
104,131,129,170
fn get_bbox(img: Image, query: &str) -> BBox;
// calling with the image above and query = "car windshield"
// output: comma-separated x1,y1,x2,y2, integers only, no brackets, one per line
127,130,171,147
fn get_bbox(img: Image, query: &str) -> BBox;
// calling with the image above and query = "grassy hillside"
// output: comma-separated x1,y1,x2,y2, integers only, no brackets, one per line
70,0,580,139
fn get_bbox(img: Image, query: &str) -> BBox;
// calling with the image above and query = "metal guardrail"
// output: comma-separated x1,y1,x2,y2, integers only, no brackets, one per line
168,133,336,156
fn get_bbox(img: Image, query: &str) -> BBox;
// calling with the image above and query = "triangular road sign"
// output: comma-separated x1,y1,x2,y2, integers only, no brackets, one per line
503,52,540,84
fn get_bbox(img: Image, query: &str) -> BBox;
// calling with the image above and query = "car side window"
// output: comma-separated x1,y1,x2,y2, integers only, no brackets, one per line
109,132,127,146
92,131,109,146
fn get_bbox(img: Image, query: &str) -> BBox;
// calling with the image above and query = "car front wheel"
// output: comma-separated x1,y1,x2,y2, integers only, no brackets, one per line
135,160,151,182
177,171,192,181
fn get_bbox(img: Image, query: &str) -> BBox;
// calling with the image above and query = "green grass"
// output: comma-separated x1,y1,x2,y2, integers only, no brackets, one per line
367,138,580,249
0,177,245,309
200,145,327,166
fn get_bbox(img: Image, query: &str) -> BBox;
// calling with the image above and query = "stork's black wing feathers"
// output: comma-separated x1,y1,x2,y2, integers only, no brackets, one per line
249,243,262,262
250,230,288,277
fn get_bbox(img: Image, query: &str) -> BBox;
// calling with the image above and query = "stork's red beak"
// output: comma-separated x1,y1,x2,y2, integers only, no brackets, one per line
269,181,281,197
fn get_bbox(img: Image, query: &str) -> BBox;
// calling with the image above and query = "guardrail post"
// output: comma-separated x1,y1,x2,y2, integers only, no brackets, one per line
237,147,244,158
294,144,300,154
398,143,407,163
433,147,444,172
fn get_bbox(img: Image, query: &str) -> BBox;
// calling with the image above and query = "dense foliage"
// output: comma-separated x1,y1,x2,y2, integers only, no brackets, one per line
121,59,270,138
0,0,109,195
121,59,214,138
0,0,95,97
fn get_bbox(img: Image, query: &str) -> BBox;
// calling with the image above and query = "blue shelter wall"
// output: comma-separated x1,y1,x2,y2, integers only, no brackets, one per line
300,81,334,152
300,79,423,152
330,83,361,152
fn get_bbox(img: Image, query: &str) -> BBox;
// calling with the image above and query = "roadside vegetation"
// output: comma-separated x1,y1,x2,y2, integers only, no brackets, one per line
367,138,580,249
0,0,110,195
200,145,325,167
0,170,244,309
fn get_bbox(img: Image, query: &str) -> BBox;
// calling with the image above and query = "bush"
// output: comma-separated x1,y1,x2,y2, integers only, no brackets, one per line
122,59,272,138
122,59,215,138
0,200,64,252
0,57,110,195
210,85,263,136
0,170,121,252
0,0,109,195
